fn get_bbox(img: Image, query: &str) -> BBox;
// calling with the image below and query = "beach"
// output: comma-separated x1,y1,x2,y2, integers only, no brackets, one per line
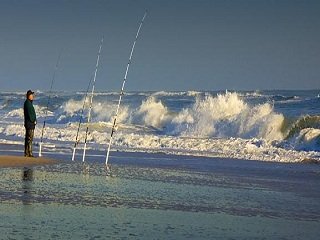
0,143,319,239
0,155,57,168
1,0,320,238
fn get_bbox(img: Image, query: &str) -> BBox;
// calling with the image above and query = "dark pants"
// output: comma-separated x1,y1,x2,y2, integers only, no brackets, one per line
24,128,34,157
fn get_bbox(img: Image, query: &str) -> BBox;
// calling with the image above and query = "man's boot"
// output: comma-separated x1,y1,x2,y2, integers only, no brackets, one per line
24,141,28,157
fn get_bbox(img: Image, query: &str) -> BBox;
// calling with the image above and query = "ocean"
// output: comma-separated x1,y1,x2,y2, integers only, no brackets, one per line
0,90,319,162
1,90,320,239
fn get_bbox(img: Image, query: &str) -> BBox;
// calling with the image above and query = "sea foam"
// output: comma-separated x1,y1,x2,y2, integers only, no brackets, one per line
134,92,284,140
0,91,319,162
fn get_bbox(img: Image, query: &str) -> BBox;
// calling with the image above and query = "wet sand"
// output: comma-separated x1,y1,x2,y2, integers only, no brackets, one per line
0,143,319,239
0,155,57,168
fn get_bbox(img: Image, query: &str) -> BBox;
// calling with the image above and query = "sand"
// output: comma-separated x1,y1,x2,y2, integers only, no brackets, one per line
0,152,319,239
0,143,319,239
0,155,57,168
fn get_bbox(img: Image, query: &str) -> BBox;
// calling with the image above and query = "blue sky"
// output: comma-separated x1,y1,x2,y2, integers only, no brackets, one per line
0,0,319,91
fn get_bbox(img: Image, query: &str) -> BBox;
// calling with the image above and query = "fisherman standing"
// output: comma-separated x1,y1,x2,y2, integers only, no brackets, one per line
24,90,37,157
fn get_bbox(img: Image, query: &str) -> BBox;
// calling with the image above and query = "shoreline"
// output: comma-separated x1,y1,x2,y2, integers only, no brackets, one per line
0,142,319,166
0,155,57,168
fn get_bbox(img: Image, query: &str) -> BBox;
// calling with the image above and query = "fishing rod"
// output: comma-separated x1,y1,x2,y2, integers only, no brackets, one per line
39,50,63,157
105,11,147,169
71,75,94,161
71,37,105,161
81,36,104,163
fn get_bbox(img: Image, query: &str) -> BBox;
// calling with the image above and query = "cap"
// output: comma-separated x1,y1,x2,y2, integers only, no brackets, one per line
26,90,34,97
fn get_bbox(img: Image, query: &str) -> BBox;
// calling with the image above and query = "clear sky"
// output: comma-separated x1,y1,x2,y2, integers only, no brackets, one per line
0,0,319,91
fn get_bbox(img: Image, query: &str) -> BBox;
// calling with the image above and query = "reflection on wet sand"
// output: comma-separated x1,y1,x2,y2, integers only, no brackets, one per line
0,160,318,239
21,167,33,205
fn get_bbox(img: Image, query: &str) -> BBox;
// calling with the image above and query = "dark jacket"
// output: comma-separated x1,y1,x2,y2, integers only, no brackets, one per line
24,99,37,129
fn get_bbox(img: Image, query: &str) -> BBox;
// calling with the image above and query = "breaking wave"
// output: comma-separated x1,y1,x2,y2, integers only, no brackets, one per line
281,115,320,151
135,92,285,140
5,92,319,143
57,97,130,124
131,93,320,152
286,115,320,139
152,91,202,97
286,128,320,151
1,91,319,161
4,105,54,119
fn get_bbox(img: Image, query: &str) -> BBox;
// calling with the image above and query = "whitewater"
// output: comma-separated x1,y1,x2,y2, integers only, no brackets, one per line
0,90,320,163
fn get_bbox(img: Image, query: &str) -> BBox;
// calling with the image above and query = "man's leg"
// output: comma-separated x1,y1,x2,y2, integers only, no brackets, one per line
26,129,34,157
24,128,29,157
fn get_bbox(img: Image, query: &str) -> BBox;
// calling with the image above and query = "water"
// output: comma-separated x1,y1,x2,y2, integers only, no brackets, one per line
0,90,320,162
0,151,319,239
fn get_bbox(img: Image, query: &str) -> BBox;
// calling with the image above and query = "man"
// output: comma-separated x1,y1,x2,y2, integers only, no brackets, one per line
24,90,37,157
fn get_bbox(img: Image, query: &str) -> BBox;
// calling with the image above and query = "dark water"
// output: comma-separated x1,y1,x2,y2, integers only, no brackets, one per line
0,150,319,239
